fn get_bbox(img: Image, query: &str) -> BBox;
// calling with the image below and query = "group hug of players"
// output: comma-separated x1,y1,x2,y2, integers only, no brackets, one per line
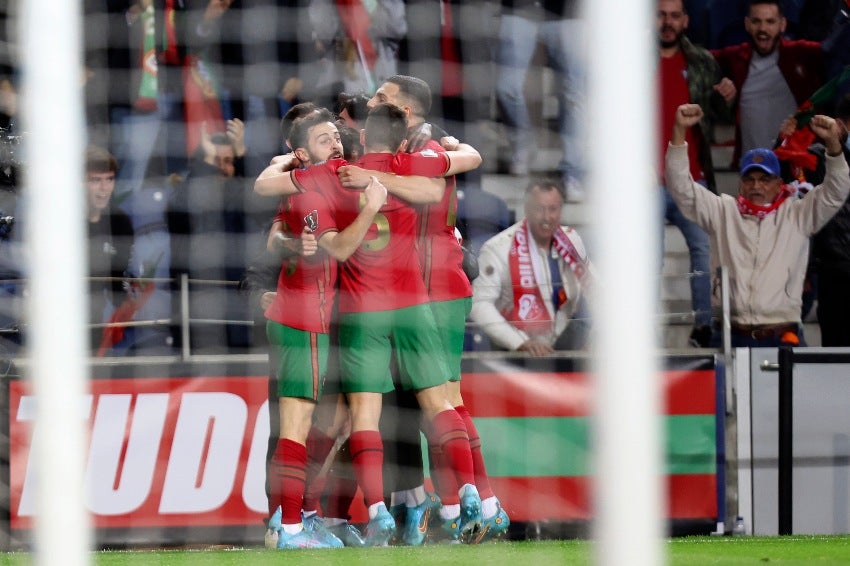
253,74,510,549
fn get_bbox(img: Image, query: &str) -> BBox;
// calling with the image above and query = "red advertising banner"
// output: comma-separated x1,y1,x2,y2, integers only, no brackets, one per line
7,358,719,535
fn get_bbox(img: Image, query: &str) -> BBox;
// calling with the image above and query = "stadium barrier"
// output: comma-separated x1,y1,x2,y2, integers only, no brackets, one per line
1,353,722,549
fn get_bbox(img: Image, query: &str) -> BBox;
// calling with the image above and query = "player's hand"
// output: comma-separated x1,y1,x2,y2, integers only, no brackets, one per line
713,77,736,102
226,118,245,157
675,104,703,128
270,152,299,171
337,165,373,188
809,114,843,155
517,339,555,357
260,291,276,310
363,176,388,211
439,135,460,151
300,226,318,256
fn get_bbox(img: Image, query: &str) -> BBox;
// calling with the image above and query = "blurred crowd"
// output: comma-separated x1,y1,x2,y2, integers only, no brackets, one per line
0,0,848,357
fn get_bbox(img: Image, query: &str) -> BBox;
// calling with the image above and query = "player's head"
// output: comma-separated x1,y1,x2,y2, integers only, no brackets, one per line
280,102,320,150
364,103,409,153
745,1,786,56
85,145,117,218
368,75,432,121
338,124,364,161
288,108,343,165
523,177,566,247
657,0,688,49
336,91,371,130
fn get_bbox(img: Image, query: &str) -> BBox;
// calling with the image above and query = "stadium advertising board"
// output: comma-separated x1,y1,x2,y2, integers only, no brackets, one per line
6,356,719,540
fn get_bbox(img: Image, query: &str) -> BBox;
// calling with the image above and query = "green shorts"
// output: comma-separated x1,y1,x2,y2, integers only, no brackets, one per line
266,320,329,401
338,304,451,394
428,297,471,382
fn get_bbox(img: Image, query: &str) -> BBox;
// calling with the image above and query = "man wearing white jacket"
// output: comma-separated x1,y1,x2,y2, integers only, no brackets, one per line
666,103,850,347
471,178,595,357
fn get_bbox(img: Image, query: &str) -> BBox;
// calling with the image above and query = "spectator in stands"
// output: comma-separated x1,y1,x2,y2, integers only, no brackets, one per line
779,94,850,346
657,0,737,347
86,146,135,354
712,0,850,166
494,0,586,202
666,103,849,347
471,177,594,357
165,118,272,353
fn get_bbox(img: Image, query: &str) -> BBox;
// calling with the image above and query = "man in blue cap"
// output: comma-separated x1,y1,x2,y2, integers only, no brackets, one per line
665,103,850,347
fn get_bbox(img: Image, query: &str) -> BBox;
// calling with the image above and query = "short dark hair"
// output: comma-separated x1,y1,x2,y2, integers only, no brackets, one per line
338,124,363,161
280,102,319,142
288,108,336,152
364,103,408,151
337,92,371,125
524,177,566,202
85,145,117,174
748,0,784,16
384,75,432,117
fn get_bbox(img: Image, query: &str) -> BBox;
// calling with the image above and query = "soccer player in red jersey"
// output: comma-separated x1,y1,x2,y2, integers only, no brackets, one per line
263,110,389,550
255,104,484,544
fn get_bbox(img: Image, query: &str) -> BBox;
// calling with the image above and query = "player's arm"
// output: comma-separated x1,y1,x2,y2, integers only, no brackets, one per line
337,167,446,204
439,137,483,175
317,176,388,261
254,153,301,196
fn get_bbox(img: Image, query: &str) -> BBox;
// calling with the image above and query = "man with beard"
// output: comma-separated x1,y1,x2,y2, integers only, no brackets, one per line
657,0,736,347
712,0,849,165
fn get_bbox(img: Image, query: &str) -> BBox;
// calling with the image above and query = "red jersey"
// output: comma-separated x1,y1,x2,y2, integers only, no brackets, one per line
291,152,449,313
415,140,472,302
658,50,704,183
264,192,338,332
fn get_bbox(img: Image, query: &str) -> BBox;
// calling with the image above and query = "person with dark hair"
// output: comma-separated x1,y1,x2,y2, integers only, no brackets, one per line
667,103,849,347
657,0,736,347
86,145,135,354
165,118,269,353
344,73,509,544
712,0,850,165
336,92,371,130
471,177,595,356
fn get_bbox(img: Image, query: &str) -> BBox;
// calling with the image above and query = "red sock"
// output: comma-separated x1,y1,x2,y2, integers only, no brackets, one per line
429,409,474,494
428,442,458,505
349,430,385,508
303,427,337,514
271,438,308,525
455,405,494,499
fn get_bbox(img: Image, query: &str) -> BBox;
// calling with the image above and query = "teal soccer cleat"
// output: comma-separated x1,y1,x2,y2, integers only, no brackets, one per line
276,526,336,549
470,500,511,543
301,513,344,548
362,505,396,547
459,484,483,534
401,500,431,546
264,506,282,549
326,521,366,547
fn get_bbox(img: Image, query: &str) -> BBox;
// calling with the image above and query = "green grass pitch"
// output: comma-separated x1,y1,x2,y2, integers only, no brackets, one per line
3,536,850,565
